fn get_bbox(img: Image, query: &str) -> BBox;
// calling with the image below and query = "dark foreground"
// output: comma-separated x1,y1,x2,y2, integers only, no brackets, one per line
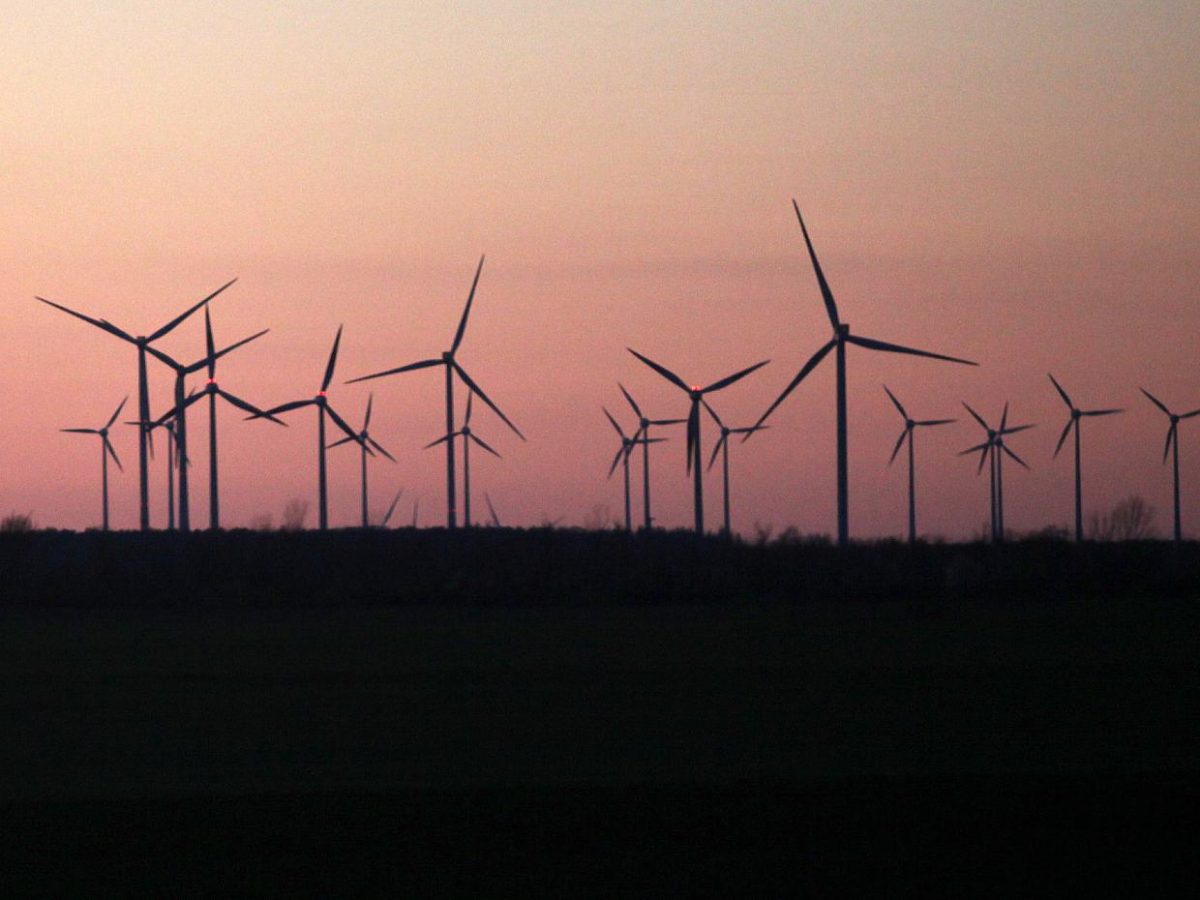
10,776,1198,896
2,532,1198,894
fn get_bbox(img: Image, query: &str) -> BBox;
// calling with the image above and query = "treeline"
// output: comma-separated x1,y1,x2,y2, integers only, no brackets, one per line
1,528,1197,608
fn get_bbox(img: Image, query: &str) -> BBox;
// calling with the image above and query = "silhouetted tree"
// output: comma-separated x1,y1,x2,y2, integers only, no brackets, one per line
1087,495,1158,541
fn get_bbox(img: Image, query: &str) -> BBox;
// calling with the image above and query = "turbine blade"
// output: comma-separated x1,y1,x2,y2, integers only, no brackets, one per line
36,297,134,342
61,428,98,434
608,445,625,479
685,402,699,474
701,359,770,394
485,493,500,526
1082,408,1123,417
186,328,269,375
321,325,344,392
324,403,362,444
1047,373,1073,410
450,255,485,355
367,436,397,463
1001,442,1030,470
618,382,643,420
105,395,129,430
1180,408,1200,420
847,334,977,366
915,418,956,427
1000,423,1036,436
144,344,183,372
1163,423,1176,464
651,418,687,426
470,432,502,458
1000,402,1009,433
1140,388,1171,416
382,490,403,526
958,440,991,456
748,338,836,434
603,407,627,440
425,434,453,450
1053,419,1074,459
464,389,474,426
976,443,993,475
148,278,237,342
701,398,723,428
731,425,768,435
452,362,524,440
104,436,124,472
888,428,908,466
363,392,374,430
707,433,725,472
627,348,689,393
218,390,286,425
327,435,356,449
883,384,908,419
792,200,840,330
962,402,989,431
250,399,315,419
346,358,443,384
204,306,216,378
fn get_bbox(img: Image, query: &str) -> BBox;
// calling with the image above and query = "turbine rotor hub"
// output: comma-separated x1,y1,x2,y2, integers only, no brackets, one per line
1171,414,1180,424
1072,409,1081,419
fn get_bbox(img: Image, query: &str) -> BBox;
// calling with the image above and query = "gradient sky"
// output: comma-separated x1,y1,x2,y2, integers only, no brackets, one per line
4,1,1199,538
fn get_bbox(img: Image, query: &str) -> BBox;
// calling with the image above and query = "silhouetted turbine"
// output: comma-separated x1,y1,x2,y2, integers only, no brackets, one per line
1141,388,1200,543
147,328,270,532
618,384,685,530
959,403,1034,542
37,280,236,530
1049,374,1123,542
424,391,500,527
198,307,285,530
329,393,397,528
251,326,368,530
883,385,955,543
701,400,766,538
750,202,977,545
346,257,524,530
62,396,127,531
604,406,665,532
628,349,769,534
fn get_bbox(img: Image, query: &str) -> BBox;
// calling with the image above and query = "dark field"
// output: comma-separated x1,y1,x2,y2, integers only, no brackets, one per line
2,532,1198,894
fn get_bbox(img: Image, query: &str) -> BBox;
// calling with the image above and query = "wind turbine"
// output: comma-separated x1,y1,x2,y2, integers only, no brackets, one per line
329,393,397,528
198,307,286,530
346,257,524,529
1049,374,1123,542
750,202,977,545
882,386,955,543
701,401,767,538
146,327,270,531
1141,388,1200,543
959,403,1034,542
251,326,369,530
618,384,685,530
423,391,500,527
37,279,236,530
61,396,127,531
604,407,664,532
628,349,769,534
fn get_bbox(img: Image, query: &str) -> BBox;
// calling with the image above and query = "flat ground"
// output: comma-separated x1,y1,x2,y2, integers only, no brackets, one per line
3,598,1198,894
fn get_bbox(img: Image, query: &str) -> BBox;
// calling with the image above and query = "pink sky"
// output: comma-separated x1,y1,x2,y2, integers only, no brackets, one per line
3,2,1199,538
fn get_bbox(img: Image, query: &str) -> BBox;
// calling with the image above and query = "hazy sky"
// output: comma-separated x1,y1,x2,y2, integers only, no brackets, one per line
4,1,1198,537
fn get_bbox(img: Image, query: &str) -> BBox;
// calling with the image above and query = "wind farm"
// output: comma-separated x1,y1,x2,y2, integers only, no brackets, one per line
5,4,1199,890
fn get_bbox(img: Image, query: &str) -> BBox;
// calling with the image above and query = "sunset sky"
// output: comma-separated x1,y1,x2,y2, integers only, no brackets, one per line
3,1,1198,538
